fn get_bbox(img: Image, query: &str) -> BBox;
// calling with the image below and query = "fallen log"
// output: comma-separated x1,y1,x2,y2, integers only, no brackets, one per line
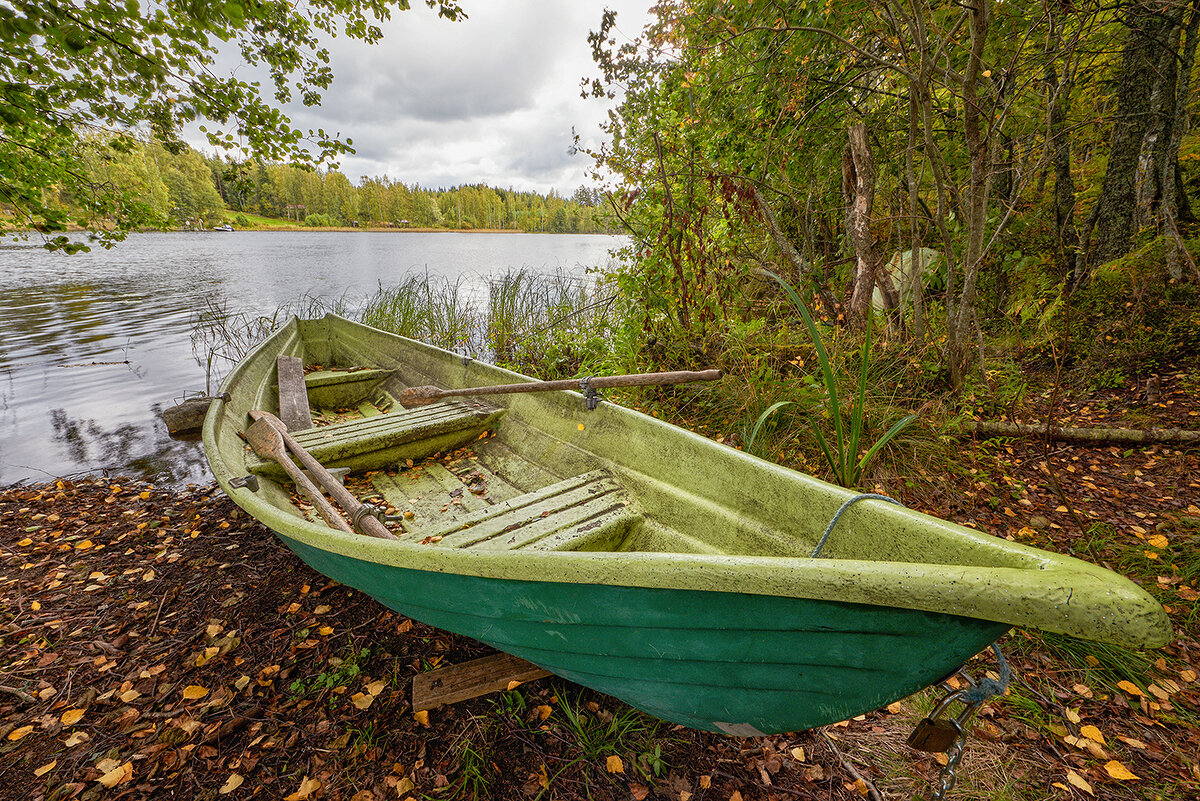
961,420,1200,445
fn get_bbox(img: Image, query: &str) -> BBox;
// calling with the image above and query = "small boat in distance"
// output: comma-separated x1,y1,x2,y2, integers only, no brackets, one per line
202,315,1170,735
212,223,234,232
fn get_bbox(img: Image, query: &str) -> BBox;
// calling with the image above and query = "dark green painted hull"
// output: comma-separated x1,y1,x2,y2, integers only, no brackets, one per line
283,535,1007,734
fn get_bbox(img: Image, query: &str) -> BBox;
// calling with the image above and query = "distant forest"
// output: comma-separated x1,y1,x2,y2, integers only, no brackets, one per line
71,135,617,234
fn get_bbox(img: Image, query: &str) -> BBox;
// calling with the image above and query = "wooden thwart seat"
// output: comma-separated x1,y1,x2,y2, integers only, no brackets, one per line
276,355,313,431
428,470,642,552
249,400,503,477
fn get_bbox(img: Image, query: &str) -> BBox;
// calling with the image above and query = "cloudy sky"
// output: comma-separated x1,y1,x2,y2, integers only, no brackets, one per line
251,1,654,195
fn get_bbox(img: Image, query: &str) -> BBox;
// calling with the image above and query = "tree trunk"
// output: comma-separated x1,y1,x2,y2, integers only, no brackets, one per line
907,82,926,343
1134,9,1184,232
1045,17,1079,276
1089,2,1182,268
947,0,992,389
1163,0,1200,280
843,123,896,323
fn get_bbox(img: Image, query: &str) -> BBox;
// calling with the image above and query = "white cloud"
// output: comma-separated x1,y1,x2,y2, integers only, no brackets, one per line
201,1,654,194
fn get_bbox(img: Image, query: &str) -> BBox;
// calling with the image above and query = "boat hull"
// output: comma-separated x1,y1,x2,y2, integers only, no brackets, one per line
203,315,1170,734
282,534,1008,734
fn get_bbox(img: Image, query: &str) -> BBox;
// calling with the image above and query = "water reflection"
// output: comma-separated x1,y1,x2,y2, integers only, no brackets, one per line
42,407,209,485
0,231,624,486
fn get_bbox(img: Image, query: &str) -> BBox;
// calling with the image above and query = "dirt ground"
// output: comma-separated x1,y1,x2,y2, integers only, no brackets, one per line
2,376,1197,801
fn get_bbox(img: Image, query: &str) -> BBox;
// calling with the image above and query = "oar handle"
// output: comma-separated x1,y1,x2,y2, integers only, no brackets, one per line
431,369,722,402
250,410,397,540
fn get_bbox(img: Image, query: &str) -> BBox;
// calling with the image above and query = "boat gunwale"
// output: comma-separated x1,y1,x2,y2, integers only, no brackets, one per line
202,315,1172,650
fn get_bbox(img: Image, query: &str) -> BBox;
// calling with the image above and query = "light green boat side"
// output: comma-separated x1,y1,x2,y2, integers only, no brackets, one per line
202,315,1169,733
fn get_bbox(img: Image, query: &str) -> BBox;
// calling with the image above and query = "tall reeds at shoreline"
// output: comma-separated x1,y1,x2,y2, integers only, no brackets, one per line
190,269,616,391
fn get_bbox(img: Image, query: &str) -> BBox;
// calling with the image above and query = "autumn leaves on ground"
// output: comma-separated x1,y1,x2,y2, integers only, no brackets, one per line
2,377,1198,801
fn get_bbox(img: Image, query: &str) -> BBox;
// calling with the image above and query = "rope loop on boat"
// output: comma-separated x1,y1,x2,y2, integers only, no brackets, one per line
962,643,1010,704
811,493,902,558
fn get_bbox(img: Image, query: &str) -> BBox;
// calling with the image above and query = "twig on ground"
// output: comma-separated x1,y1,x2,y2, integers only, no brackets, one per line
820,729,884,801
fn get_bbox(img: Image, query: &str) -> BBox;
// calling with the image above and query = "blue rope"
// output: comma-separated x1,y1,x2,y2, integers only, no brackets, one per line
811,493,902,557
963,643,1011,704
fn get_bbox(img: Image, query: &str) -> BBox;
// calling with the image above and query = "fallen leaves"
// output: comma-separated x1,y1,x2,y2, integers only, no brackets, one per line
606,755,624,773
7,724,33,741
98,760,134,788
1104,760,1140,781
1065,769,1094,795
283,776,321,801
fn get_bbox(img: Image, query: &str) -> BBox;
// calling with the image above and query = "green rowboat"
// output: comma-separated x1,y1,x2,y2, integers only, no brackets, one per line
202,314,1170,735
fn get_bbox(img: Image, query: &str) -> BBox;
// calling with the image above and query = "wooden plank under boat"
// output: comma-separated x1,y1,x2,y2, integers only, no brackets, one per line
202,314,1171,735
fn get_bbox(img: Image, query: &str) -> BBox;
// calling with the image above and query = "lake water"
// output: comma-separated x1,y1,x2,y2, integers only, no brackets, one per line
0,231,625,487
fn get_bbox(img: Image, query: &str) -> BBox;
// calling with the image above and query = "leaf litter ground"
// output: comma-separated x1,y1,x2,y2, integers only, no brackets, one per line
1,378,1197,801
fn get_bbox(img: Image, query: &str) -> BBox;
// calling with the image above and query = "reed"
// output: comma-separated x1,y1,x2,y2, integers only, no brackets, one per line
751,271,917,488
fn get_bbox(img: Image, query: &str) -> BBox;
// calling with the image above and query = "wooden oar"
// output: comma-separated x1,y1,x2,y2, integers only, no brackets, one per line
249,410,397,540
398,369,722,407
243,419,354,534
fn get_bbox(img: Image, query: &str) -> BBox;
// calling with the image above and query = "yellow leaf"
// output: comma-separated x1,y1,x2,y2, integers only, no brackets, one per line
1073,683,1093,698
119,689,141,703
1147,534,1168,548
730,791,744,801
283,776,321,801
1104,761,1139,781
75,540,93,550
536,704,553,721
1181,669,1197,683
34,760,57,777
139,491,150,500
220,773,244,794
1066,769,1094,796
886,702,904,714
350,692,375,710
699,775,712,789
318,626,334,636
181,685,209,700
506,680,523,690
366,679,386,696
577,424,585,431
143,569,155,581
790,747,805,761
17,537,32,546
414,709,430,727
7,725,33,741
314,605,331,614
1117,680,1145,697
234,675,251,691
1064,708,1081,724
606,755,624,773
30,601,41,612
60,709,85,726
1148,683,1170,700
63,731,89,747
1079,725,1105,744
1144,550,1159,560
98,761,133,788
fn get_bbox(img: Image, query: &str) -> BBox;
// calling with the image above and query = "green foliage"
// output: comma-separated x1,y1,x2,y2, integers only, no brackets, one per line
288,646,371,705
485,269,615,378
1068,238,1200,378
553,693,660,764
304,212,336,227
760,272,917,488
1,0,465,248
